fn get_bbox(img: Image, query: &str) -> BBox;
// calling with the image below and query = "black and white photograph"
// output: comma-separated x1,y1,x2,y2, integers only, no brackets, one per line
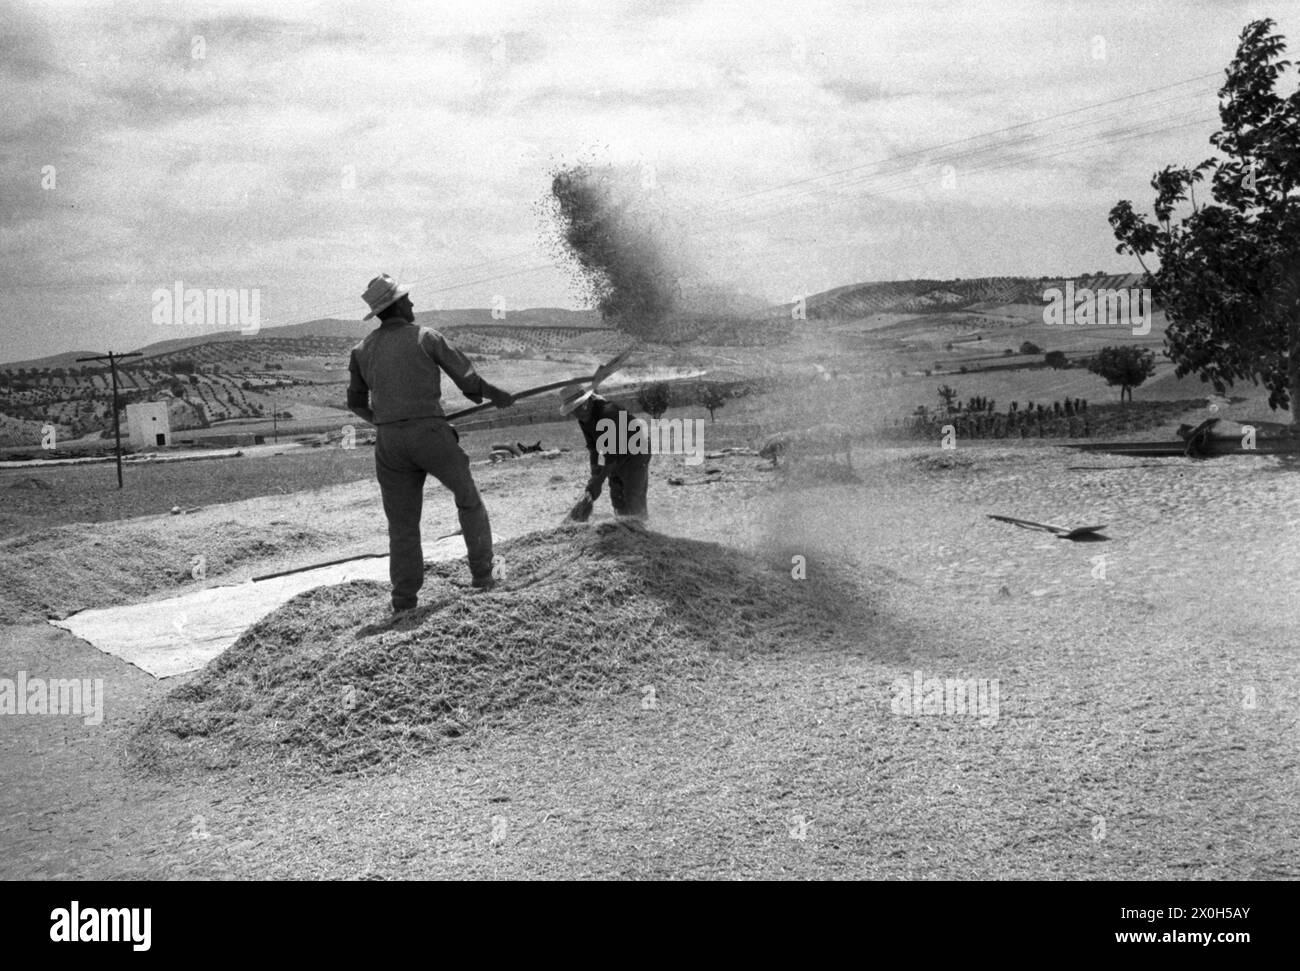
0,0,1296,916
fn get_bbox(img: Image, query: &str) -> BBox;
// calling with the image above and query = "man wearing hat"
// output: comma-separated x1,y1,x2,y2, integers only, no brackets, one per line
558,383,651,523
349,274,515,608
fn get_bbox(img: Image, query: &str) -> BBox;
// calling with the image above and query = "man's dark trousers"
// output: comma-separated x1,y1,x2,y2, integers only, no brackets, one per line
374,416,492,608
606,451,651,518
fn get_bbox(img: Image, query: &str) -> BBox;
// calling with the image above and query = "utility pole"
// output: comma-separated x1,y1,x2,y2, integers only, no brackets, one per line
76,350,142,489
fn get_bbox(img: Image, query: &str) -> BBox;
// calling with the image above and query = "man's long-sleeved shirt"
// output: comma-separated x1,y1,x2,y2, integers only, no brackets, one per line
347,321,488,424
578,397,649,498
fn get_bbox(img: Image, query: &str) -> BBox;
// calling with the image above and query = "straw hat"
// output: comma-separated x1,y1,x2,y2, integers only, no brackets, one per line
361,273,410,320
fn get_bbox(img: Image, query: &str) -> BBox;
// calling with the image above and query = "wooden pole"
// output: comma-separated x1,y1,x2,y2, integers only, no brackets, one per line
109,356,123,487
76,351,142,489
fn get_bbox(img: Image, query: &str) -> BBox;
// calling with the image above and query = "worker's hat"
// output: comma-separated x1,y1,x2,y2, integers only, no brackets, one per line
362,274,410,320
558,383,596,415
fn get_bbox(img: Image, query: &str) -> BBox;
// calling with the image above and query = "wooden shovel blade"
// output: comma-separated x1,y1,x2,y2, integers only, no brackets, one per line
1057,524,1107,539
589,346,633,389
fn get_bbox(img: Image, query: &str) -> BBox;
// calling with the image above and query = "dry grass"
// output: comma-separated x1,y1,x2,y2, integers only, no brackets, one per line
127,520,870,779
0,518,332,625
3,442,1296,879
0,445,381,539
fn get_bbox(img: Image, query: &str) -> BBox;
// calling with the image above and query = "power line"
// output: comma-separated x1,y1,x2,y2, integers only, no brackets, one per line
700,110,1219,235
690,89,1221,231
712,72,1223,207
727,113,1220,282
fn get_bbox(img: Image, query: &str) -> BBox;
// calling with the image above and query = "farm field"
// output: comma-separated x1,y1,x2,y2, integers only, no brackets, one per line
0,275,1195,451
1,433,1296,879
1,280,1295,886
2,336,1286,537
10,0,1300,917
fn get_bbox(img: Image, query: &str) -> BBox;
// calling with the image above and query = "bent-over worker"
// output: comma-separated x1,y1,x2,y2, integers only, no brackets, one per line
558,383,651,522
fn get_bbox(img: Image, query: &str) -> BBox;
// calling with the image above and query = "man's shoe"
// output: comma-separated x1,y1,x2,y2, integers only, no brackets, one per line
392,600,417,614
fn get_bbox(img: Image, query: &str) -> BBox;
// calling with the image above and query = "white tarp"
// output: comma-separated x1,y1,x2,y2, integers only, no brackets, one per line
50,534,471,679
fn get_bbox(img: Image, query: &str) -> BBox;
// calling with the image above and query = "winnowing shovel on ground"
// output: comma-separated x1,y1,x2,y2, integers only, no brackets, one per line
444,347,635,422
250,529,465,581
987,514,1108,539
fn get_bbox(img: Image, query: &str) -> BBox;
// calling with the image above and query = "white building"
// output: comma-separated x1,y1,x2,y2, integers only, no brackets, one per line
125,401,172,449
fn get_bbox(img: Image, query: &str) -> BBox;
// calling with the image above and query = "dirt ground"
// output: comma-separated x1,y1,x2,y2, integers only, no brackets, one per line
1,438,1297,879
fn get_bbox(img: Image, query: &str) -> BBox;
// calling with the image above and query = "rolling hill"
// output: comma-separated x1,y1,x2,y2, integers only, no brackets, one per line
797,273,1147,321
7,271,1232,453
0,308,606,370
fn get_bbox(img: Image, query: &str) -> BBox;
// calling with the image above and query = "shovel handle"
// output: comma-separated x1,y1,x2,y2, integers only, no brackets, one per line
987,514,1068,534
445,347,634,422
445,380,574,422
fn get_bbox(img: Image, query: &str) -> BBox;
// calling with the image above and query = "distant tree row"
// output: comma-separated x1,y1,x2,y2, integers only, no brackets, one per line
634,379,760,422
935,387,1088,417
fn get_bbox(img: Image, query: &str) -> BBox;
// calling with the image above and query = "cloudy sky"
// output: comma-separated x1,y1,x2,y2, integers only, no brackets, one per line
0,0,1291,361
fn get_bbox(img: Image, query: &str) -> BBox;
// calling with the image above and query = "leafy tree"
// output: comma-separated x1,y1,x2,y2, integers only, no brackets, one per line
937,384,959,412
637,382,672,419
1087,345,1157,402
1044,350,1069,369
1020,341,1042,355
1110,19,1300,424
698,382,729,422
